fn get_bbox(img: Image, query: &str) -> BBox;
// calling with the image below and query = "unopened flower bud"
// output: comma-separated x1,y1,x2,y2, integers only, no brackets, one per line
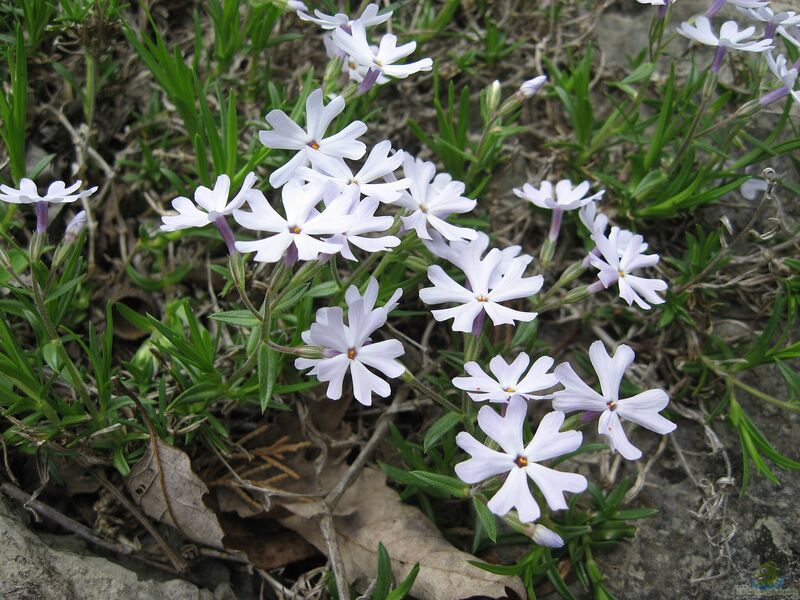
516,75,547,100
323,55,343,91
557,260,587,287
528,524,564,548
229,253,247,288
52,211,89,267
562,285,590,304
297,345,323,359
0,247,10,270
63,210,87,245
485,80,502,114
499,75,547,118
406,255,429,274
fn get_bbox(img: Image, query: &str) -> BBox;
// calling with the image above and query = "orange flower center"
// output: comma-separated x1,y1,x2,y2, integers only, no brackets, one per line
347,348,357,359
514,455,528,468
309,141,320,150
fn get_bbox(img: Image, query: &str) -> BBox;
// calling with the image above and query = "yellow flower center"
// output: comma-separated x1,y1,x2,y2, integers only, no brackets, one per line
514,455,528,468
347,348,357,360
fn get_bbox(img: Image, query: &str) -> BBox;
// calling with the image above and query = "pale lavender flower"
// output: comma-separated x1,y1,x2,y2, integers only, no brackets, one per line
392,155,478,242
760,50,800,106
419,250,543,334
455,399,587,522
678,16,774,71
160,173,258,254
553,341,676,461
588,227,667,310
295,278,404,406
259,89,367,187
297,141,410,203
322,187,400,260
233,179,352,264
423,230,524,283
453,353,558,403
514,179,604,242
706,0,770,18
332,22,433,86
0,178,98,233
298,3,391,30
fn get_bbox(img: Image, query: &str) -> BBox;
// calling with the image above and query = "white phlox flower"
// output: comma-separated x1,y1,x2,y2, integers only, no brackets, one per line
259,89,367,187
295,278,404,406
160,173,257,231
298,3,391,30
760,51,800,105
233,179,353,263
766,51,799,89
589,227,667,310
297,141,410,203
453,352,559,404
706,0,771,17
677,16,774,53
513,179,604,212
419,249,543,333
423,230,524,281
454,399,587,522
0,178,97,205
579,203,648,256
741,7,800,47
392,155,478,242
323,34,390,85
740,7,800,28
515,179,604,244
552,341,677,461
0,178,98,234
321,186,401,260
332,22,433,81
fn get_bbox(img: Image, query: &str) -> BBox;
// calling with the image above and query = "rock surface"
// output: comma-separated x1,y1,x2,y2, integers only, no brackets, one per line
0,492,219,600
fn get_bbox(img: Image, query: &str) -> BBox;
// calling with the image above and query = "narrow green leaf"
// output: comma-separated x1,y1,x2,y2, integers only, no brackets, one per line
472,496,497,542
209,310,261,327
423,411,463,452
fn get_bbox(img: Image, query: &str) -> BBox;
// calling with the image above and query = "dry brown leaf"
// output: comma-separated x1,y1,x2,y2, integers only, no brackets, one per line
125,439,225,549
219,512,318,570
279,466,525,600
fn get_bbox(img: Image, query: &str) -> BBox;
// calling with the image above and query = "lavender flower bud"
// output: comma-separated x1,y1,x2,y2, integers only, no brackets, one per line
64,210,88,245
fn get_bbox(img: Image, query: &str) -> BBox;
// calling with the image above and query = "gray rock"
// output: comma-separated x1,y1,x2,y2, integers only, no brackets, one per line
0,493,214,600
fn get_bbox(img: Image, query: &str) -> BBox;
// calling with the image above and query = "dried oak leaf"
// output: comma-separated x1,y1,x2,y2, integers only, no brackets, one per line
279,466,525,600
125,439,225,549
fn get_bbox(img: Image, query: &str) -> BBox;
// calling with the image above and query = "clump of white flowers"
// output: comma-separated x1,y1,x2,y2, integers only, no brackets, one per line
0,0,688,560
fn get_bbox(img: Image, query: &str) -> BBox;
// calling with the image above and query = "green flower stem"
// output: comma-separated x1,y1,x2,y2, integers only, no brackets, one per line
401,370,460,413
539,238,556,268
702,356,800,413
229,255,263,322
30,273,98,420
669,72,718,177
463,332,481,363
269,260,325,311
536,260,586,307
228,350,259,385
332,252,381,305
